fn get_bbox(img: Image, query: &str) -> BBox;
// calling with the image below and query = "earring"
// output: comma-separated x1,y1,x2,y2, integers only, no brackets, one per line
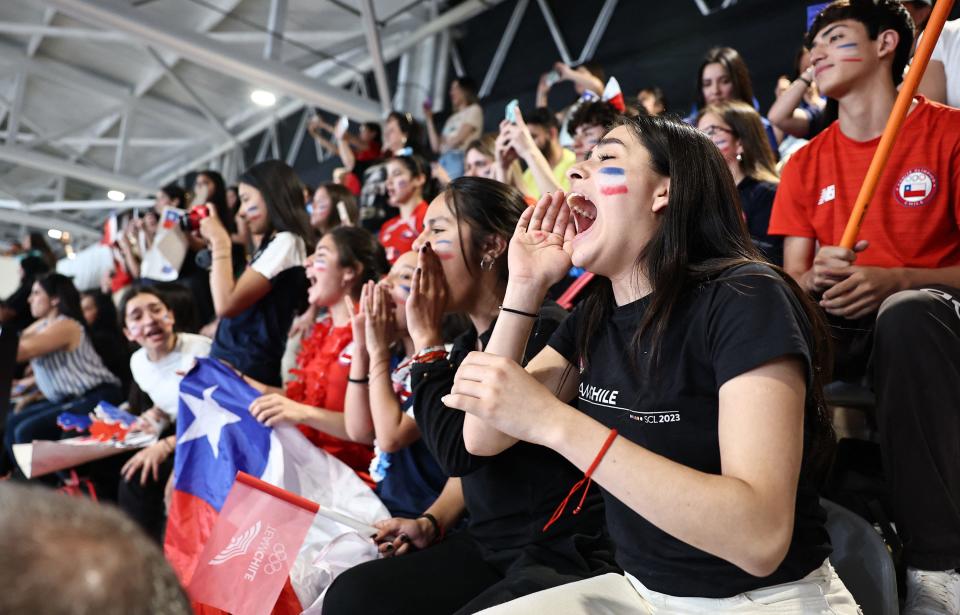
736,152,742,161
480,255,494,271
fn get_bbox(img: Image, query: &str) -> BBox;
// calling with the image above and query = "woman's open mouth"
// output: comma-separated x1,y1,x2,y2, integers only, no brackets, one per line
567,192,597,237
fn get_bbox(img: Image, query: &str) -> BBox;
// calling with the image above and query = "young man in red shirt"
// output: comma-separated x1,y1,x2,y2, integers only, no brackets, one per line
770,1,960,611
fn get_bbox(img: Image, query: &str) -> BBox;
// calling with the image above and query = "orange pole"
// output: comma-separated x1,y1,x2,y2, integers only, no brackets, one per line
839,0,956,249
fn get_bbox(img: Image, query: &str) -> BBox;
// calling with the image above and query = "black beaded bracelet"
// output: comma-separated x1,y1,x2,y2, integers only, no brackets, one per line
499,305,539,319
418,512,443,541
347,376,369,384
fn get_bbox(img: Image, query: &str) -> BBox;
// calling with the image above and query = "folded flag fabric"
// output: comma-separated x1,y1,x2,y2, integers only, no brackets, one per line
164,358,389,615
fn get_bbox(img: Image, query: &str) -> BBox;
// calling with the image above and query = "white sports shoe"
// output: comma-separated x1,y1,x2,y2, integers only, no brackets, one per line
903,567,960,615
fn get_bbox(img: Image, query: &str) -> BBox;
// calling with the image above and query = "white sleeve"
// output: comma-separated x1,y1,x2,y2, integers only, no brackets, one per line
930,28,945,63
251,232,305,280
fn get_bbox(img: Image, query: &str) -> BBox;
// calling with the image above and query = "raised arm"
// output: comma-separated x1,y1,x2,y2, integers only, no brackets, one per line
448,346,811,577
198,206,271,319
511,109,563,195
767,67,816,138
423,106,442,155
460,191,578,456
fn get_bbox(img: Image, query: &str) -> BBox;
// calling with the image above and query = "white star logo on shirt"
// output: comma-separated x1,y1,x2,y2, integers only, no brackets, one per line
178,385,242,459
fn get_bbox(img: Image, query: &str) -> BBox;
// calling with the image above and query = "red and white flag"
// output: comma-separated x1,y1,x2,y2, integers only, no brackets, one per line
188,473,319,615
602,77,626,112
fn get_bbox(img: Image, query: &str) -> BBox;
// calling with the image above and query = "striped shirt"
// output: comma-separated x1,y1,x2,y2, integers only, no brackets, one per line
31,316,121,403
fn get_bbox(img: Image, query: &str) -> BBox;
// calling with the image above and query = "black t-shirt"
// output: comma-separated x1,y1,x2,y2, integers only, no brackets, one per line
548,264,831,598
411,301,607,551
737,177,784,267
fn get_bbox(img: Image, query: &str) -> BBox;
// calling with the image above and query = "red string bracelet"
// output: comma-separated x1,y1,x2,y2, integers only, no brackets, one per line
542,428,618,532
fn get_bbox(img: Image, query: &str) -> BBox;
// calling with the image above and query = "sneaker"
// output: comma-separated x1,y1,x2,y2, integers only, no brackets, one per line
903,567,960,615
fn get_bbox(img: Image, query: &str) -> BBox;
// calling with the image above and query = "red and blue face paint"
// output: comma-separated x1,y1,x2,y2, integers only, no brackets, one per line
432,239,455,260
836,42,863,62
598,167,628,196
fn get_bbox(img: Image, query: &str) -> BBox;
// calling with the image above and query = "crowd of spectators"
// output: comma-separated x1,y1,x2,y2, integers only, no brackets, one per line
1,0,959,613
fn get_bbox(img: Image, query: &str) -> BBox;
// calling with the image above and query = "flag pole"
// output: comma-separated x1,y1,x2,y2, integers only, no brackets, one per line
839,0,956,249
235,471,379,536
236,471,319,513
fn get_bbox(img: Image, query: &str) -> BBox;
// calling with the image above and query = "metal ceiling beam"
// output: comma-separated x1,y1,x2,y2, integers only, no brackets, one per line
5,71,26,145
358,0,392,115
536,0,573,66
147,0,506,187
0,146,153,194
0,39,213,134
42,0,383,122
263,0,288,61
113,108,131,173
22,136,195,148
479,0,528,98
28,9,58,57
0,23,369,46
576,0,619,64
0,207,101,241
27,198,154,212
146,47,237,144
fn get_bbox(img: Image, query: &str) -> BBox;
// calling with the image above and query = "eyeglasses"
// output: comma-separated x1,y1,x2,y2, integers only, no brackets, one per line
700,125,736,138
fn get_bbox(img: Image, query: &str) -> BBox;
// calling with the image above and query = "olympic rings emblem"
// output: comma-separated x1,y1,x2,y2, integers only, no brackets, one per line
263,543,287,575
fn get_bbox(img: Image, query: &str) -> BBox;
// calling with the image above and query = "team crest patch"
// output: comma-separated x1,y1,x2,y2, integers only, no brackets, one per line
894,168,937,207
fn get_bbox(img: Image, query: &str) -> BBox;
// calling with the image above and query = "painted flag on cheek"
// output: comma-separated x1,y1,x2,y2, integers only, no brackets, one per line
164,358,390,615
598,167,628,196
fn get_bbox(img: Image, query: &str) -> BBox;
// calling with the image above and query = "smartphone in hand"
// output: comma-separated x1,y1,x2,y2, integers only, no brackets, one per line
504,99,519,124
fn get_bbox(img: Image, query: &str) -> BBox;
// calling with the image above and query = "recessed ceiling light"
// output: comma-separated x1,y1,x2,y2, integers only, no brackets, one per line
251,89,277,107
47,229,63,240
107,190,126,202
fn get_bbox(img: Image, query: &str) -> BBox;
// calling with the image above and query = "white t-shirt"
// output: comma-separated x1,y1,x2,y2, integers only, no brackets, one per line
928,19,960,108
441,103,483,153
251,231,306,280
130,333,212,420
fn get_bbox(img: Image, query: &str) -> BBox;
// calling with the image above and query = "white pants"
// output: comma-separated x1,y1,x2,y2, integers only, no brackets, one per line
477,560,862,614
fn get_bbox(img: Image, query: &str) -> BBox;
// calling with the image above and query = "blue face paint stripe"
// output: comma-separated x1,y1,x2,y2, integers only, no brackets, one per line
836,42,857,49
598,167,625,175
399,285,411,293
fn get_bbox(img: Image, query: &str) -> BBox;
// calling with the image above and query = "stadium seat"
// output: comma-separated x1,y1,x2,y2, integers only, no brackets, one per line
822,497,899,615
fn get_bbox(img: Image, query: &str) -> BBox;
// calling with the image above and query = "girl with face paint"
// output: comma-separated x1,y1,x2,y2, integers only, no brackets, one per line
116,286,212,542
341,250,448,519
439,114,855,611
202,160,316,388
379,155,430,264
322,177,616,615
247,227,389,481
697,100,784,265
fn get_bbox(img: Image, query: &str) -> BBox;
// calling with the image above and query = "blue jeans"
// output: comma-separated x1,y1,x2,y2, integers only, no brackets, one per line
2,383,123,478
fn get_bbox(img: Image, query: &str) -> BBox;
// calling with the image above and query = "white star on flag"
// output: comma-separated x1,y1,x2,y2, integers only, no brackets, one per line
179,385,242,459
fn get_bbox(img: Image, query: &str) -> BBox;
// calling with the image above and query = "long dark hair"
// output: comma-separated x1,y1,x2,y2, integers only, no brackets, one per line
575,114,834,479
387,111,425,156
695,46,755,110
327,226,389,299
698,100,779,185
388,154,439,203
81,289,131,386
196,170,235,234
442,177,526,284
239,160,316,253
316,183,359,232
36,273,84,324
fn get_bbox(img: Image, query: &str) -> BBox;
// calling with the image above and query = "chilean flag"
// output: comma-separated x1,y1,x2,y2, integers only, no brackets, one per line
602,77,626,112
903,184,927,198
165,358,389,615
